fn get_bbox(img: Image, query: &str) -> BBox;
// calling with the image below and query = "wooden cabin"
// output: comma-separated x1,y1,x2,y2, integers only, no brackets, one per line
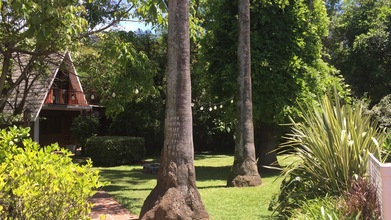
3,52,91,148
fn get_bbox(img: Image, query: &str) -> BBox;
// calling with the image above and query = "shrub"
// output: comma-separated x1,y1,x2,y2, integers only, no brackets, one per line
270,88,388,218
0,126,29,161
71,114,100,155
371,94,391,130
109,99,164,156
0,126,104,219
86,136,145,166
370,95,391,161
289,176,381,220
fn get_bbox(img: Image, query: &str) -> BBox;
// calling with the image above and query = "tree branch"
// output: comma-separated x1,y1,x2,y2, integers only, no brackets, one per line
78,2,135,38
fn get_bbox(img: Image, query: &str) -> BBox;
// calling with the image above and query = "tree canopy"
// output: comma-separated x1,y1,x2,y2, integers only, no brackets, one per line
197,0,347,127
327,0,391,105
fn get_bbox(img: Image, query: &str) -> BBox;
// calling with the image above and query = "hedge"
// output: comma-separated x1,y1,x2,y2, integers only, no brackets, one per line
86,136,145,166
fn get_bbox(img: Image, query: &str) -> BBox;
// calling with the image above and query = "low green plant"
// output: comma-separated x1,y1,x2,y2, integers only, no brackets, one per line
270,88,388,218
290,196,343,220
86,136,145,166
0,126,104,219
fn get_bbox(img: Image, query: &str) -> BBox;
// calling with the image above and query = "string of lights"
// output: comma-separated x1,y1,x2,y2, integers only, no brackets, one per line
192,98,234,111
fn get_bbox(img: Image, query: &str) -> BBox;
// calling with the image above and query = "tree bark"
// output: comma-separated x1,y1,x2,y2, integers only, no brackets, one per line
139,0,209,219
227,0,261,187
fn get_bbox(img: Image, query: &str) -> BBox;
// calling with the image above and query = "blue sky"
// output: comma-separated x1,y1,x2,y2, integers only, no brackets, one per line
117,20,152,32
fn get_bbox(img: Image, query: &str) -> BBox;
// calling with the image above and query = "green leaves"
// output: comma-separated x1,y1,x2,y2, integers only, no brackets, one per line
134,0,167,28
197,0,344,126
71,114,99,152
0,127,104,219
272,86,388,217
76,31,162,118
328,0,391,104
3,0,88,49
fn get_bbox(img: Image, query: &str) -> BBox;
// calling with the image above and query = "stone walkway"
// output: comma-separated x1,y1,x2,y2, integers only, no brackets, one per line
90,191,139,220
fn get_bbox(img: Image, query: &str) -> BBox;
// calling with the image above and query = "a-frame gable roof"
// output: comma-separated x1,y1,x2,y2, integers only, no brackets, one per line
3,51,89,121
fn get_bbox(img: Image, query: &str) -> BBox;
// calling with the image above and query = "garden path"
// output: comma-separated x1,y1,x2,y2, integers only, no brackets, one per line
90,190,139,220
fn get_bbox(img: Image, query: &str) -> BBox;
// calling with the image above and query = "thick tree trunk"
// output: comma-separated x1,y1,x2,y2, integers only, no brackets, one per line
255,123,280,173
139,0,209,219
227,0,261,187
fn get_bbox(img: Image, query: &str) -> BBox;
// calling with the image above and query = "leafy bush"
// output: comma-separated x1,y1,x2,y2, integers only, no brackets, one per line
71,114,100,155
371,94,391,130
370,94,391,160
0,114,23,129
0,126,104,219
86,136,145,166
109,99,164,156
270,89,387,218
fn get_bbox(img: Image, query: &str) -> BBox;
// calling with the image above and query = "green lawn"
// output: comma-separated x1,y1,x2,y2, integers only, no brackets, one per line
96,154,295,219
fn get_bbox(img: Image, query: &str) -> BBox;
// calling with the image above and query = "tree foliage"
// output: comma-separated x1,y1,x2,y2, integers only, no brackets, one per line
198,0,347,127
370,94,391,130
328,0,391,105
75,31,162,117
194,0,349,163
0,0,89,113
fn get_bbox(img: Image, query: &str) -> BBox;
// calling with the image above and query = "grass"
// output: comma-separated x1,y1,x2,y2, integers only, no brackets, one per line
96,154,296,219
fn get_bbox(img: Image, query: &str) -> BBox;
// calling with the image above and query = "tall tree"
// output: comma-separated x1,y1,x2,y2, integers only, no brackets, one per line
227,0,261,187
139,0,209,219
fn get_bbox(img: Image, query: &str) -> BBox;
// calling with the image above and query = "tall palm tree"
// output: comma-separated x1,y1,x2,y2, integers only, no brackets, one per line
140,0,209,219
227,0,262,187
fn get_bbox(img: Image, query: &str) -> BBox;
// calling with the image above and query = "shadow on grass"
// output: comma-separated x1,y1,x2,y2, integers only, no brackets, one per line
106,194,144,213
99,168,157,187
257,215,279,219
259,168,282,178
103,184,153,192
194,153,233,161
99,159,282,190
196,165,281,181
195,165,231,182
102,192,144,214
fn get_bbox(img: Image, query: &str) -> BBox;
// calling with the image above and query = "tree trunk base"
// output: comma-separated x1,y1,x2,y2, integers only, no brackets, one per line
140,185,209,220
227,174,262,187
